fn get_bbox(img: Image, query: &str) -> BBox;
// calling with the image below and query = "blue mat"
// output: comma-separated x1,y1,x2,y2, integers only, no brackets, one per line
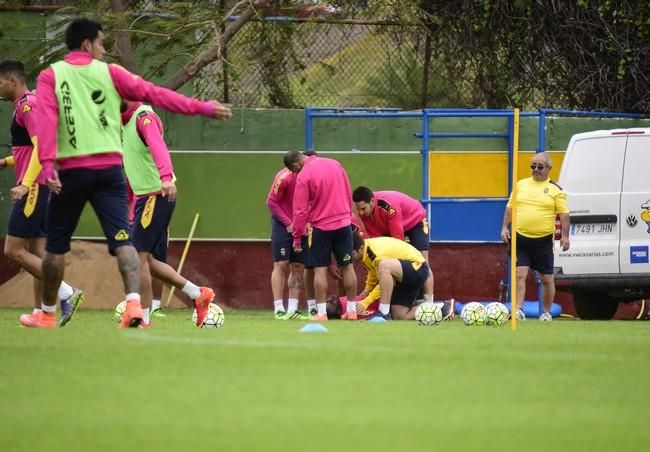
454,301,562,318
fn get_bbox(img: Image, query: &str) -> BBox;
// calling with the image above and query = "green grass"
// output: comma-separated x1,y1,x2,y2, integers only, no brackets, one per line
1,309,649,452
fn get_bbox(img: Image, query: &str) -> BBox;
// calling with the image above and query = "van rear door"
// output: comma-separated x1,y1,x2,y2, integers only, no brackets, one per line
557,133,624,274
619,129,650,273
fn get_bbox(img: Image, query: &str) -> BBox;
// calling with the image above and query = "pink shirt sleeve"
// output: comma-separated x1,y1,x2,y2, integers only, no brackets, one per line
292,174,310,248
34,67,58,179
15,94,38,136
109,64,217,118
266,172,293,226
135,110,173,182
267,197,291,226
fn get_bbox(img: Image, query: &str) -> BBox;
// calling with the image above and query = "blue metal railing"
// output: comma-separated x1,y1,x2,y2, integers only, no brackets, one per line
304,107,646,242
418,109,517,240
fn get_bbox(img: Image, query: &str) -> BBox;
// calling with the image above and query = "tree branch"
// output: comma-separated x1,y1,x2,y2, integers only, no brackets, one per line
110,0,138,73
162,0,272,91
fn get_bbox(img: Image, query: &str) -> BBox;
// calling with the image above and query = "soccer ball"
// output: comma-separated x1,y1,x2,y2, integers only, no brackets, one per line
192,303,225,329
461,302,487,326
115,300,127,323
485,302,509,326
415,302,443,326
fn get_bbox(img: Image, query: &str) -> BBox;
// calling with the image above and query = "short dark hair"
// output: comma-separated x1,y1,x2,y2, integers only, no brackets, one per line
302,149,318,157
65,18,103,51
352,231,365,252
0,60,26,82
325,295,342,320
352,186,374,203
283,150,302,169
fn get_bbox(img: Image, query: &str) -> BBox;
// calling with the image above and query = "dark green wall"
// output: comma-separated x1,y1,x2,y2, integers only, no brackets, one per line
72,151,422,239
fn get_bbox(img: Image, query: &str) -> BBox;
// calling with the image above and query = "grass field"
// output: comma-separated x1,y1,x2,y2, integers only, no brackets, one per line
1,308,649,452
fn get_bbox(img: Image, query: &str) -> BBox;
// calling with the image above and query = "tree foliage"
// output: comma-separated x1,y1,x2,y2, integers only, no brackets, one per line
1,1,648,111
2,0,273,90
358,0,649,112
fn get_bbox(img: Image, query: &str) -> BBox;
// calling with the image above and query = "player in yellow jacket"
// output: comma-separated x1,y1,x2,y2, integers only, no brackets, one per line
351,233,434,320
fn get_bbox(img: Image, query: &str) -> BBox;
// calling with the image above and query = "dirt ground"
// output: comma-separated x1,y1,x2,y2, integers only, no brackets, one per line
0,241,189,310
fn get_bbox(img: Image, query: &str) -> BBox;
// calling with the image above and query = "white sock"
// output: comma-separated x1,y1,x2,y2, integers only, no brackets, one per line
182,281,201,300
424,294,434,303
274,299,285,313
347,301,357,312
307,299,316,312
57,281,74,301
126,293,141,303
32,308,41,314
317,302,326,316
287,298,298,314
142,308,150,323
152,299,161,311
379,303,390,315
42,303,56,313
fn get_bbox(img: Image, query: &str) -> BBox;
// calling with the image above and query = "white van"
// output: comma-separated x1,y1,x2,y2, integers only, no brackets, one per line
554,128,650,319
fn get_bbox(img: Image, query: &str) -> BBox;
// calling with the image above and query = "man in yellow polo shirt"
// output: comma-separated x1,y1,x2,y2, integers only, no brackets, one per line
501,152,570,321
351,232,436,320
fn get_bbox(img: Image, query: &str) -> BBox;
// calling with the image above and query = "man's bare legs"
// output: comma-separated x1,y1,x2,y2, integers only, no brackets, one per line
147,255,213,325
304,267,316,315
515,266,529,319
116,245,141,295
42,252,65,307
4,235,43,277
26,237,45,310
271,260,289,315
151,277,164,315
138,252,154,323
287,262,305,315
541,273,555,314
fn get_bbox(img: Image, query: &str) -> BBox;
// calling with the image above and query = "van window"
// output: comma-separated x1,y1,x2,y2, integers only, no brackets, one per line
564,136,625,193
622,135,650,192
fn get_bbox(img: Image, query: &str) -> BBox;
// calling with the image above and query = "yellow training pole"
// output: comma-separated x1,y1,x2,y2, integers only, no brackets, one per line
164,212,200,308
511,109,520,331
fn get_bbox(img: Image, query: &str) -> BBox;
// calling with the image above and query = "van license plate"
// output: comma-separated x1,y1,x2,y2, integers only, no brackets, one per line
571,224,614,235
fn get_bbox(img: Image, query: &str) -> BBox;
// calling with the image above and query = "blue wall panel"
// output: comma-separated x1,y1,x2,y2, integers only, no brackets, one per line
428,199,507,242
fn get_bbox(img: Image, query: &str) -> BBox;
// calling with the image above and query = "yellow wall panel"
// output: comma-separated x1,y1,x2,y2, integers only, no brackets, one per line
428,151,565,197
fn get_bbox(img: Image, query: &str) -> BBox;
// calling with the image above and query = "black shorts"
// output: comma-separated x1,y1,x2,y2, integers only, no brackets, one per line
7,184,48,239
405,219,429,251
132,194,175,258
515,233,554,274
391,260,430,307
151,231,169,262
308,225,353,268
270,216,307,264
46,166,131,254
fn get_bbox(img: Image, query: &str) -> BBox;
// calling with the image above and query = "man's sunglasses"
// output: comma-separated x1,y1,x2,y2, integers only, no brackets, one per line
530,164,546,170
